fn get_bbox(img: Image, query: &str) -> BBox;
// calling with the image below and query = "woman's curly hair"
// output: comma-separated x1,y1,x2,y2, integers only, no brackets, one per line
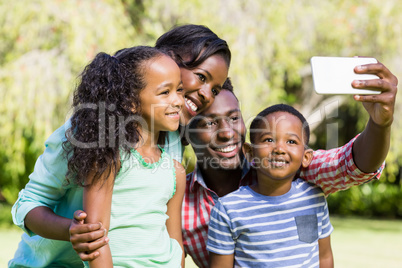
63,46,166,186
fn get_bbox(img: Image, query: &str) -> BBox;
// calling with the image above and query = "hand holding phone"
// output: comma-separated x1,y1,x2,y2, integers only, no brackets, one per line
310,56,381,95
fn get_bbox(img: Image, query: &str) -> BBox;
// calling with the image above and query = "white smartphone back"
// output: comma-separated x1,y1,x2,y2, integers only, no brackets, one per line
310,56,380,95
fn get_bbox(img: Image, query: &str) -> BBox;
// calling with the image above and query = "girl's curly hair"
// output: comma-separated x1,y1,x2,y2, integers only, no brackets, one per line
63,46,166,186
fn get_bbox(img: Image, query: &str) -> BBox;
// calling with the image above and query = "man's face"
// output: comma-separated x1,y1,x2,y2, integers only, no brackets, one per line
187,90,246,169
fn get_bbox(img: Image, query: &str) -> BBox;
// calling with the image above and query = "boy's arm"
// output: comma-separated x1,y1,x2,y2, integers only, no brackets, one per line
318,236,334,268
83,169,115,268
166,160,186,268
209,252,234,268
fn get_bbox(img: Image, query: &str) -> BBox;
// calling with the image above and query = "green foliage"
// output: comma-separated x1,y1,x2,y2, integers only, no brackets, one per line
0,0,137,204
328,181,402,218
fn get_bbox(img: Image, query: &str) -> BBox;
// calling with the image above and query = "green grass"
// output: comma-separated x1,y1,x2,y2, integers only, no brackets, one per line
2,216,402,267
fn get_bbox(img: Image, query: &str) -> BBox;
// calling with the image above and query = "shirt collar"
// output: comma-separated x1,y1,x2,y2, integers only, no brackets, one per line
189,159,252,192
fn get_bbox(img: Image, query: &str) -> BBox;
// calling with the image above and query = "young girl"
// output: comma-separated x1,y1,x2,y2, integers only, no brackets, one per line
68,46,185,267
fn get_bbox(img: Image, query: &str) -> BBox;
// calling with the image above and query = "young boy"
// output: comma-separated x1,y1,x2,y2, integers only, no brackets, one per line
207,104,334,268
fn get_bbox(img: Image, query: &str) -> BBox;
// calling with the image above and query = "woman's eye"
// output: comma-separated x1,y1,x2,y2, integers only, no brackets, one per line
197,74,206,82
211,88,220,96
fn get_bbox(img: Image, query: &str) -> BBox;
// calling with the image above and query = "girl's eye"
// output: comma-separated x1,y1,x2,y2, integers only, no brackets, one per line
161,90,169,95
197,74,206,83
211,88,220,96
177,87,184,93
264,138,274,143
287,140,296,144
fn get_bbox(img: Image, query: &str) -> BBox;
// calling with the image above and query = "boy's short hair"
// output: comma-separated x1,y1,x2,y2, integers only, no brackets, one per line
249,104,310,146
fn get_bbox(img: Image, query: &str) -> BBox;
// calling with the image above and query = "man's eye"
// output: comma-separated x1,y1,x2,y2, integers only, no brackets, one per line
230,116,239,122
203,121,216,127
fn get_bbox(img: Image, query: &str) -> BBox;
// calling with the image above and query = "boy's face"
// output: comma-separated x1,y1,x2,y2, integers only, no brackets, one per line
249,111,312,181
187,90,246,169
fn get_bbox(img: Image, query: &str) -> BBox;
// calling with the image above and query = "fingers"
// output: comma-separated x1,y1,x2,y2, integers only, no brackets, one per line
78,251,100,262
70,221,103,235
354,62,398,85
70,222,105,239
71,231,109,252
73,210,87,221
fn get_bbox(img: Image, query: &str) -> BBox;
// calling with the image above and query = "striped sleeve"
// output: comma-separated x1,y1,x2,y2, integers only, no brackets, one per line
206,200,235,255
320,201,333,239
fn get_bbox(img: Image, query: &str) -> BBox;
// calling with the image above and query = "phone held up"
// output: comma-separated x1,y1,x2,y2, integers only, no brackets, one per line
310,56,380,95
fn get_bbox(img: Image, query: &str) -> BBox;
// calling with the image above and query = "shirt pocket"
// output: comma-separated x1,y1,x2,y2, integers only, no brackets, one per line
295,214,318,243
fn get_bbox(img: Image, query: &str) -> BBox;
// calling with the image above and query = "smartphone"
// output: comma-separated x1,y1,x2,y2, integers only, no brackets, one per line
310,56,381,95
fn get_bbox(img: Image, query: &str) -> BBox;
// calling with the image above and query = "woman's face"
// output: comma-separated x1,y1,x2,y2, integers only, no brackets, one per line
179,54,229,125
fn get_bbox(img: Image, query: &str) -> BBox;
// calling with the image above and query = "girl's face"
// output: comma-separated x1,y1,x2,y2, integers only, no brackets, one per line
139,55,184,134
179,54,229,125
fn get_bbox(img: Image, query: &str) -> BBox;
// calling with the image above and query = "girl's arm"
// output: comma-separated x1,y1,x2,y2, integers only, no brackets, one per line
83,168,116,268
209,252,234,268
318,236,334,268
166,160,186,268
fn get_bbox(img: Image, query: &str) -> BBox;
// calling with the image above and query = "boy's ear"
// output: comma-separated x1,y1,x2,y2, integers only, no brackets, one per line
242,142,254,163
302,149,314,168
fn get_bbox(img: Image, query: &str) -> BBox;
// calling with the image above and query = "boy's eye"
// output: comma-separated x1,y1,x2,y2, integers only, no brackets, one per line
161,90,169,95
177,87,184,93
264,138,274,143
287,140,297,144
197,73,206,82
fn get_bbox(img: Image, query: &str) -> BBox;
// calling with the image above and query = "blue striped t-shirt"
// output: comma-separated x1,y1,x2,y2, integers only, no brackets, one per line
207,178,333,267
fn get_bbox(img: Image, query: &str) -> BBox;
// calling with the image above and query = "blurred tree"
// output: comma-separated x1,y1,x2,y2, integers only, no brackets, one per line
0,0,138,203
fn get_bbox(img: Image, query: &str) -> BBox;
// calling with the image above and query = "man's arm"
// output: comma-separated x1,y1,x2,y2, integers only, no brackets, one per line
351,62,397,172
300,61,397,194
